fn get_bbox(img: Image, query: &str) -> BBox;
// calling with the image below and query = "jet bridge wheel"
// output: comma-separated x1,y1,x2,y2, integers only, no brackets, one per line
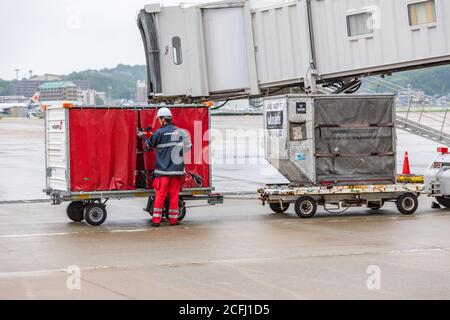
435,196,450,208
396,193,419,215
269,202,290,214
294,196,318,219
66,201,86,222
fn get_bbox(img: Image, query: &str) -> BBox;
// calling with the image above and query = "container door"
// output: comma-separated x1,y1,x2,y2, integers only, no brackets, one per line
69,109,138,192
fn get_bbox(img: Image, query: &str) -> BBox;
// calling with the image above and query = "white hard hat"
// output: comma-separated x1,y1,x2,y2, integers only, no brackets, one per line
157,107,172,118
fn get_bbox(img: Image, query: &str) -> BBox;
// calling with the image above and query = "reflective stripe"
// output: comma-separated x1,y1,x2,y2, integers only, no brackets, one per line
153,208,163,213
153,213,163,218
157,142,183,149
169,209,179,213
154,169,185,176
168,215,178,219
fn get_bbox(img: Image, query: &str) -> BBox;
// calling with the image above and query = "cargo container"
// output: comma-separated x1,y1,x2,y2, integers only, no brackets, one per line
263,94,396,186
43,103,222,226
138,0,450,98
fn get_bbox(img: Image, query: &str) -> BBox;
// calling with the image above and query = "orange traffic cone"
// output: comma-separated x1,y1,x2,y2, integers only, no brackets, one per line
402,151,411,175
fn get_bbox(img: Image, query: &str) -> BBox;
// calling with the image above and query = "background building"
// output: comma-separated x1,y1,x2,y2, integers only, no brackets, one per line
39,81,80,101
81,89,97,105
136,80,147,103
9,74,89,98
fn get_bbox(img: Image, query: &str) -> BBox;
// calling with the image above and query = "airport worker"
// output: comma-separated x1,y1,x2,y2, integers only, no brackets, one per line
138,107,192,227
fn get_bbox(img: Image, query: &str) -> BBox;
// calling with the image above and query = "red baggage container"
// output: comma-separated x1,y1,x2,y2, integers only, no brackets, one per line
44,104,222,226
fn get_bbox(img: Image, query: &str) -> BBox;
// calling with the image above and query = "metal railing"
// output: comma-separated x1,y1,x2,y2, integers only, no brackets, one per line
361,77,450,145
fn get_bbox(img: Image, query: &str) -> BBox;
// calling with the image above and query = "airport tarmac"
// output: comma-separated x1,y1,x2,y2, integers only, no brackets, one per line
0,117,449,300
1,197,450,299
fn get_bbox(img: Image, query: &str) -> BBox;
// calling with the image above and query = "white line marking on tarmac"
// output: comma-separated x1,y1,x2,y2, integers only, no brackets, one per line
1,246,449,279
0,226,207,239
0,232,81,238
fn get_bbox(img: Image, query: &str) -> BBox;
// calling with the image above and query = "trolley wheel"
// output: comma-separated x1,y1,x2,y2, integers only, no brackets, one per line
147,197,187,222
177,199,187,222
84,203,107,226
396,193,419,215
368,202,384,211
435,196,450,209
145,196,155,215
269,202,290,213
66,201,85,222
295,196,317,219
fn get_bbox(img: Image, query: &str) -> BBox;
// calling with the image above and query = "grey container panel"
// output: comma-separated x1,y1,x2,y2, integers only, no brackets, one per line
268,159,312,184
313,96,396,185
315,127,394,154
314,97,394,125
315,157,396,185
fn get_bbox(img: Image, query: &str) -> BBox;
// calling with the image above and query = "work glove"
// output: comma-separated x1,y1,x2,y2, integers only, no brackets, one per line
137,129,146,138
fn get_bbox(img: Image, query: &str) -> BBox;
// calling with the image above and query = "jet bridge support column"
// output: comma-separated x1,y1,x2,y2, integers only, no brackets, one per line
305,0,318,94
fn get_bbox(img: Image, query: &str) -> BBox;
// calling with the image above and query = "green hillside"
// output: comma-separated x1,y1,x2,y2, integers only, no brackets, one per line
1,64,450,99
66,64,147,100
363,65,450,97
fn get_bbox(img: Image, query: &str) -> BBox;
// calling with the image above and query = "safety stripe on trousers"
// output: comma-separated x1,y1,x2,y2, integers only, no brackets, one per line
153,208,163,218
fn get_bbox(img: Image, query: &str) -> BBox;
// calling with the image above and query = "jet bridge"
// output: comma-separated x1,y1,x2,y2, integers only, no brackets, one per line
138,0,450,100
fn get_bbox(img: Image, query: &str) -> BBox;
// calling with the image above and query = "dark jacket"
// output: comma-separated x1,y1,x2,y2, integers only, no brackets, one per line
144,123,192,177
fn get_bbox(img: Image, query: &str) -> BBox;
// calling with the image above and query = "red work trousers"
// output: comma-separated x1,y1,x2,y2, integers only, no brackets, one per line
152,176,183,225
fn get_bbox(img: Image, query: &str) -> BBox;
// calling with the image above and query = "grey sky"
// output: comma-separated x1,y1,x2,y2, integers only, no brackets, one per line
0,0,209,80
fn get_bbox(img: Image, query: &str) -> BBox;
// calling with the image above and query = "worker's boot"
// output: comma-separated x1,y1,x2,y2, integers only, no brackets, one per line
151,222,161,227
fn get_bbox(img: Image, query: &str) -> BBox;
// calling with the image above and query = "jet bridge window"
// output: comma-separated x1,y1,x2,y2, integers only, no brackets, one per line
408,0,436,26
346,12,374,37
172,36,183,65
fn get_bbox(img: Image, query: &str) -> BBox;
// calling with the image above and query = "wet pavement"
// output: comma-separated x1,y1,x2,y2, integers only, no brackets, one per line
1,117,450,299
1,197,450,299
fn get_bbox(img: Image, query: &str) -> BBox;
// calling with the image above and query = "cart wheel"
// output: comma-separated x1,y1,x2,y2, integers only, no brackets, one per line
145,196,155,215
84,203,107,226
368,202,383,211
435,196,450,209
396,193,418,215
177,199,187,222
295,196,317,218
269,202,290,213
66,201,85,222
147,197,187,222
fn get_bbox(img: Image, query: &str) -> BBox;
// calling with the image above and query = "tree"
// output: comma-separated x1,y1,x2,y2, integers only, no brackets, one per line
0,79,10,96
95,96,105,106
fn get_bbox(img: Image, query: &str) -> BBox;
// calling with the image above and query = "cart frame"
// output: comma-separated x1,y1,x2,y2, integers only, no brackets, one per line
259,183,424,217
